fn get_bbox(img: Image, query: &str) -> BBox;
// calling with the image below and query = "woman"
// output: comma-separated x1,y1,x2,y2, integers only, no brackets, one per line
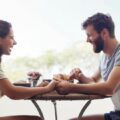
0,20,57,120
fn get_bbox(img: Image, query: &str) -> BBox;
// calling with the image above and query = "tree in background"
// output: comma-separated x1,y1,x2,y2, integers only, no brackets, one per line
2,41,99,82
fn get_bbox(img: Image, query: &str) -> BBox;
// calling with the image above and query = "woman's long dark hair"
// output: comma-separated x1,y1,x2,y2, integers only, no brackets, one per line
0,20,12,60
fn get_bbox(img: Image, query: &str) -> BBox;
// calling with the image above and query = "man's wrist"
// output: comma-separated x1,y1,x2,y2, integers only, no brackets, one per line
69,83,75,93
77,73,84,82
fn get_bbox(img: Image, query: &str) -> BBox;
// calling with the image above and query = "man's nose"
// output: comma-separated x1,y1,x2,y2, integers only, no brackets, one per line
13,40,17,45
86,38,90,42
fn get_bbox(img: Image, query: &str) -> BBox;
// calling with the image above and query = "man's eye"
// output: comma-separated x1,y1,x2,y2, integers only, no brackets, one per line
10,36,14,39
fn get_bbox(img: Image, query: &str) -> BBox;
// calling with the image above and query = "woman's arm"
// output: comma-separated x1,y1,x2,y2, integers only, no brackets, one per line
0,78,57,100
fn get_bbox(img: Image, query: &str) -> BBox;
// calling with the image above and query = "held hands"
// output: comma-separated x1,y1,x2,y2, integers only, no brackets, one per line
45,80,59,92
55,81,71,95
53,73,73,95
41,78,71,95
26,71,76,95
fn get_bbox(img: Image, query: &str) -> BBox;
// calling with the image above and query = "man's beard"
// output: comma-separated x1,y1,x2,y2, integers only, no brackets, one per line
94,35,104,53
0,47,3,56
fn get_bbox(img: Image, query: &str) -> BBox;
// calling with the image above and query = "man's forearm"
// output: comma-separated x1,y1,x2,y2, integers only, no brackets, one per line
69,82,112,95
78,74,95,84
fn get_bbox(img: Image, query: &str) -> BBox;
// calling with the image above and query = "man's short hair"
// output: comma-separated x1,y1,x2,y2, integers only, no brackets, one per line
82,13,115,38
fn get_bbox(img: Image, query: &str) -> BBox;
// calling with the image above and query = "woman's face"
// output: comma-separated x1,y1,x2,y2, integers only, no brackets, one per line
0,28,17,55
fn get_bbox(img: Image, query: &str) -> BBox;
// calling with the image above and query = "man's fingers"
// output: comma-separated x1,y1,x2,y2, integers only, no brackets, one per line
78,72,83,77
69,74,75,79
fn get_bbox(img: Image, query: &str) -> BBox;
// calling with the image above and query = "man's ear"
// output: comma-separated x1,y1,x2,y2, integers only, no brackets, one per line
101,28,109,38
0,38,2,45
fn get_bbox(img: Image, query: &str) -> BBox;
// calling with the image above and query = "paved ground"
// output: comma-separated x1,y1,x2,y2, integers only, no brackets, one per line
0,96,113,120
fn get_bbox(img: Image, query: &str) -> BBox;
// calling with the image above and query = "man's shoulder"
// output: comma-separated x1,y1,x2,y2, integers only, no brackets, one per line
115,46,120,58
115,43,120,53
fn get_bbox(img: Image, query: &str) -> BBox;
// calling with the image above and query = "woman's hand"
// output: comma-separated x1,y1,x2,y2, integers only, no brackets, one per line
45,80,59,92
53,73,71,81
53,74,64,81
37,81,49,87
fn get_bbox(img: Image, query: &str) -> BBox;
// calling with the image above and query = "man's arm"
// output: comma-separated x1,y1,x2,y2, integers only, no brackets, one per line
78,69,101,83
69,68,101,84
56,66,120,96
70,66,120,95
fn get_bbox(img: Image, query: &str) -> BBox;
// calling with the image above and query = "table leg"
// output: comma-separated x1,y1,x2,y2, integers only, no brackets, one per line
31,100,45,120
78,100,92,120
52,100,58,120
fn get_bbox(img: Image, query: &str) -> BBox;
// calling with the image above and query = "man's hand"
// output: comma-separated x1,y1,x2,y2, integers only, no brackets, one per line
55,81,71,95
70,68,82,80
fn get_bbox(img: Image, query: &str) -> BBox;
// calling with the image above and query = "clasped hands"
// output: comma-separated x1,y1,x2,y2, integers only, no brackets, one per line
28,68,82,95
53,67,83,95
53,68,83,95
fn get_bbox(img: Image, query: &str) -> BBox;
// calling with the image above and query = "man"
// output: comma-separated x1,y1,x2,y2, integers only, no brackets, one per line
55,13,120,120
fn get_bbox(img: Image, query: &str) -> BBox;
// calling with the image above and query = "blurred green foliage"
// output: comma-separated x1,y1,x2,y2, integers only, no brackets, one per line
2,41,100,81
